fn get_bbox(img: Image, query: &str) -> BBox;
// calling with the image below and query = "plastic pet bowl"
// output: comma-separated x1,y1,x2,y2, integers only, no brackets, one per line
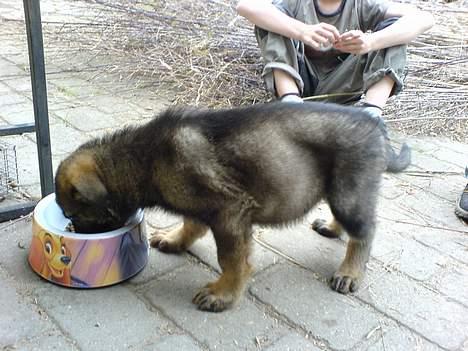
28,193,148,288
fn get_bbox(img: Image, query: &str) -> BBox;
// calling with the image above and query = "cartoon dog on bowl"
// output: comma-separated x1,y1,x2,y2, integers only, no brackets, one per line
29,225,72,285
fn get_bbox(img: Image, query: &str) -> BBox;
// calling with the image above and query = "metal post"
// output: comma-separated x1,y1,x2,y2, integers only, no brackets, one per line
23,0,54,197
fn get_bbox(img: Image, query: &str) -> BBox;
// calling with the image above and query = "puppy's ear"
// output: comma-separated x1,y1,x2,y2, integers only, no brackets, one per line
65,152,108,203
72,170,108,203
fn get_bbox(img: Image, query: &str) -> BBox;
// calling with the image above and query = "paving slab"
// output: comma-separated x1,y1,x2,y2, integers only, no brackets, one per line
255,220,345,280
35,285,177,351
370,225,450,282
188,231,281,275
0,267,78,350
365,325,442,351
250,264,382,351
142,265,293,351
263,333,323,351
0,268,51,347
140,334,207,351
53,105,123,132
356,264,468,350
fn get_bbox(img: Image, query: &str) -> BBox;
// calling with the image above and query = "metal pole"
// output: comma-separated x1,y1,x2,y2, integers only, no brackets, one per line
23,0,54,197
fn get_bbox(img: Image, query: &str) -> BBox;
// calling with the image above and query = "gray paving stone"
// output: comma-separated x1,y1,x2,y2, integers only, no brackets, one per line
0,57,24,76
250,264,382,350
392,223,468,265
0,217,51,289
36,285,175,351
1,134,62,187
409,150,465,173
145,208,181,229
432,138,468,157
189,232,281,275
0,101,34,121
365,325,442,351
142,264,292,351
2,74,33,92
0,267,77,350
11,329,79,351
402,137,441,154
356,267,468,350
127,243,189,285
91,94,138,114
378,185,466,231
0,268,50,347
263,334,322,351
141,334,206,351
430,264,468,307
53,105,122,132
371,225,449,282
394,172,466,204
27,119,88,155
255,221,345,279
0,90,30,106
48,77,107,99
0,81,11,93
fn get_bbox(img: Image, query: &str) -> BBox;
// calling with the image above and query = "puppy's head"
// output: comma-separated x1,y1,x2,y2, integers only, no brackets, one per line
55,151,125,233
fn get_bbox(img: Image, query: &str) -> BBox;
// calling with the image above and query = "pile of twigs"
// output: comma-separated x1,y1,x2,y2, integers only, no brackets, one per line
43,0,467,141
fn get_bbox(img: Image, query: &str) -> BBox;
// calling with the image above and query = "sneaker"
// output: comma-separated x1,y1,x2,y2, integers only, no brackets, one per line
280,93,303,104
354,100,387,137
354,100,383,119
455,183,468,221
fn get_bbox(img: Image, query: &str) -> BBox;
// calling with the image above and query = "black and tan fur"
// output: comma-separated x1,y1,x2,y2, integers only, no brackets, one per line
55,102,409,312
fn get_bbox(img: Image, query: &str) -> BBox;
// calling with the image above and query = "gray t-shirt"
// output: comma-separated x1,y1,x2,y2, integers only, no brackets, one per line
273,0,390,71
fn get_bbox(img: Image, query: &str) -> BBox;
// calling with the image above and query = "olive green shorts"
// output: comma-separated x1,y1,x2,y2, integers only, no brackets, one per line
255,20,407,104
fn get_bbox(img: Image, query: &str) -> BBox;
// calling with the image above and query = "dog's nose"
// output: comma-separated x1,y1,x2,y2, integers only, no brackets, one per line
61,256,71,265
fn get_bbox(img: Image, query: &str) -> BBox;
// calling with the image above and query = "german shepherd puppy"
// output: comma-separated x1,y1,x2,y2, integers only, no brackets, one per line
55,102,410,312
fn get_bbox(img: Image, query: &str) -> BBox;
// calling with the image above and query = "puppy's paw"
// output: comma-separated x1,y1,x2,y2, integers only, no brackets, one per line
312,219,341,238
192,284,236,312
330,271,361,294
149,229,186,253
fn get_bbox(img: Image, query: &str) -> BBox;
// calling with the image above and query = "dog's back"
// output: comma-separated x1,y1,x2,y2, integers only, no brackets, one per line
151,102,387,226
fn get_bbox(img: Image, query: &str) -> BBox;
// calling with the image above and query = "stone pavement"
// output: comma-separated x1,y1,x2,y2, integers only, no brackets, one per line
0,1,467,350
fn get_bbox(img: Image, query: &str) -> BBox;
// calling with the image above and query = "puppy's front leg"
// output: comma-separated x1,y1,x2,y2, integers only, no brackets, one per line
193,220,253,312
150,217,208,253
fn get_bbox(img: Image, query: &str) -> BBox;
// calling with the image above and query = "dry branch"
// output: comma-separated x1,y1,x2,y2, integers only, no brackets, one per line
37,0,468,142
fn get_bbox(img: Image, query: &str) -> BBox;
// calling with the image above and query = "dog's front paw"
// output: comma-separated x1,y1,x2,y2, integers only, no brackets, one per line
192,284,236,312
149,229,186,253
330,271,361,294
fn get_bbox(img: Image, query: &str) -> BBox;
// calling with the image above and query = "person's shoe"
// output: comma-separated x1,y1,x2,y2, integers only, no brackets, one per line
354,100,388,138
280,93,303,104
354,100,383,119
455,182,468,221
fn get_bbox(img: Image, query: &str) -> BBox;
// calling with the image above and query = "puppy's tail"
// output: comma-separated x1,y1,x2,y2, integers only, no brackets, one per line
385,142,411,173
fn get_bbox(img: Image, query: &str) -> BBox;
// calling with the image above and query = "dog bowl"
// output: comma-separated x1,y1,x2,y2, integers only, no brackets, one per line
28,193,148,288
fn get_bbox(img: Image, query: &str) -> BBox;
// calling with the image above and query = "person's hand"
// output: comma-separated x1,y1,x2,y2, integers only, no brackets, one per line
334,30,374,54
299,23,340,50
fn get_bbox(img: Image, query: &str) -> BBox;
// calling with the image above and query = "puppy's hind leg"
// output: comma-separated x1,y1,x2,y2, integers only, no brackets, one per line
331,234,374,294
328,203,376,293
312,215,373,293
150,217,208,253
